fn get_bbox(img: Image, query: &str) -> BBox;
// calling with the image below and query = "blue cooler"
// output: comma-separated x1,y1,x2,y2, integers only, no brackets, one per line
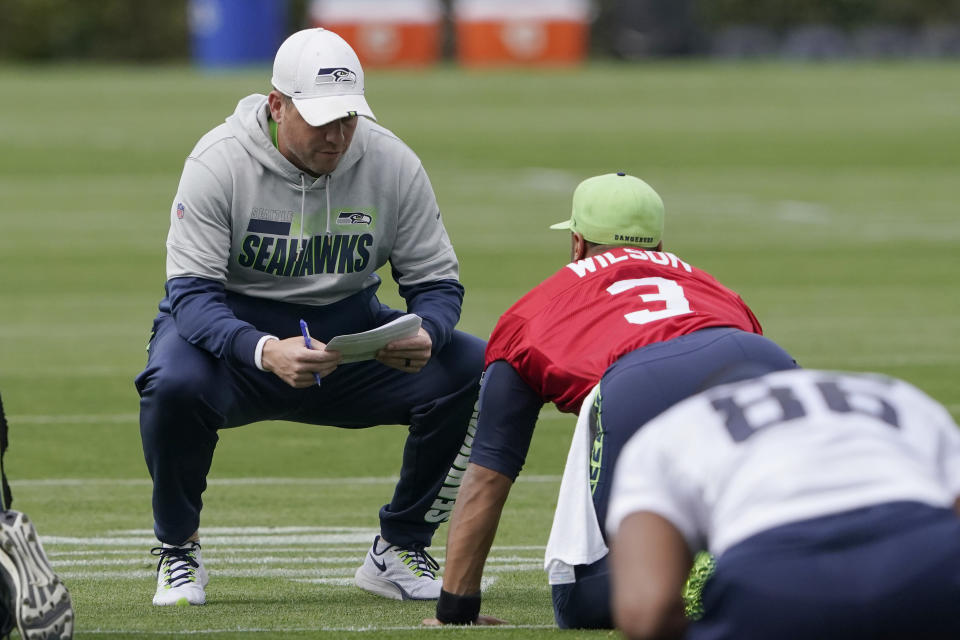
189,0,288,67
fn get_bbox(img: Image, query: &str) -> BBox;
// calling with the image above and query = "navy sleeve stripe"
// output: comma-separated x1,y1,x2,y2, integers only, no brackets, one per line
246,219,292,235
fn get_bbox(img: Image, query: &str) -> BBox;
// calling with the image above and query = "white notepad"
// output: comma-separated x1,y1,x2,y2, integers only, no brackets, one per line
325,314,422,363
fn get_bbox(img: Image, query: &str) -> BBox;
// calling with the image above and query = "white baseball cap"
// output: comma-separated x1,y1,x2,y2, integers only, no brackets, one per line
271,28,375,127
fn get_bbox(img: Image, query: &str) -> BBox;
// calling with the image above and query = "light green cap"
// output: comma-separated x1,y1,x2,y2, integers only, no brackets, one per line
550,172,664,248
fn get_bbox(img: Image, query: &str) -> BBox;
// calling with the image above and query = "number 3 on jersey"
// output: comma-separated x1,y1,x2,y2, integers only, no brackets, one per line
607,277,692,325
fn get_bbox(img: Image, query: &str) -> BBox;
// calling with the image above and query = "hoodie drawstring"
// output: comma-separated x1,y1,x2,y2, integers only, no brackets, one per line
298,174,306,258
324,174,332,235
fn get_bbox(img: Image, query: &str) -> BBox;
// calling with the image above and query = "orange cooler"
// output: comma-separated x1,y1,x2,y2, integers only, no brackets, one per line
310,0,442,67
453,0,590,66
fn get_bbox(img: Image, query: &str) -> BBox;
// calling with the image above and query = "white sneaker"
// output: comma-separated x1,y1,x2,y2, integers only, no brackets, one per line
151,541,208,606
0,510,74,639
354,535,442,600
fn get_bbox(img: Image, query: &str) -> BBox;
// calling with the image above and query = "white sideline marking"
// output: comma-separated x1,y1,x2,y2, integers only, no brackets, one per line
57,563,542,581
290,577,355,586
53,554,541,568
43,527,548,584
293,576,503,590
9,410,569,425
56,555,376,567
48,544,547,556
775,200,831,224
8,413,139,424
85,624,556,634
521,167,578,192
148,526,374,534
840,354,960,367
46,534,377,546
13,474,559,487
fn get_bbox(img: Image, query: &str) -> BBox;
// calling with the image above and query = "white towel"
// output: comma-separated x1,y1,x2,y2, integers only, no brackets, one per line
544,384,609,585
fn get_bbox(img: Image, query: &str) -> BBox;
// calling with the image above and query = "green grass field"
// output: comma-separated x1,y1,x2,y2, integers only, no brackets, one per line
0,60,958,638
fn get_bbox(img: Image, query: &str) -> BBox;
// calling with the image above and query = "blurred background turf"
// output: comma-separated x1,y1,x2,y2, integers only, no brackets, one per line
0,61,958,637
1,60,958,482
2,62,957,433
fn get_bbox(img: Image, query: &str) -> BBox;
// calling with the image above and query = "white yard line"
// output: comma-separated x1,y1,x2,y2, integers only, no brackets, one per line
8,413,139,424
49,544,547,557
294,575,502,589
47,535,548,549
58,564,542,580
8,408,567,424
84,624,556,634
46,534,379,545
53,554,542,568
13,475,560,487
44,527,548,583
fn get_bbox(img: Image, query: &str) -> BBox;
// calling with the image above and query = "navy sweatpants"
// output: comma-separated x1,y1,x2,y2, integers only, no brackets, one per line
690,501,960,640
135,288,485,547
552,327,798,629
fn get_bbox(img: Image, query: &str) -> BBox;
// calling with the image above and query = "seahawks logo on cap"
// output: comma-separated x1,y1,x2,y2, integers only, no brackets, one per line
338,212,372,225
316,67,356,85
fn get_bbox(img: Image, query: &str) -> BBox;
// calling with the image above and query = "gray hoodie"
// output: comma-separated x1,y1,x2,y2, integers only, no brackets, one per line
166,94,459,306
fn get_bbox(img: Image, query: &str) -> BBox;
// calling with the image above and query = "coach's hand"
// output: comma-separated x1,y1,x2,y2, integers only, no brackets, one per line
377,328,432,373
262,336,342,388
421,615,506,626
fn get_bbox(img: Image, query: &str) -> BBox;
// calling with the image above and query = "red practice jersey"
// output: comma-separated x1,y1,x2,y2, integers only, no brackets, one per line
485,248,763,414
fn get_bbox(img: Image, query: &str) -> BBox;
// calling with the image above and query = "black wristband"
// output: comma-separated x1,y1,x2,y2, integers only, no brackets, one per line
435,589,481,624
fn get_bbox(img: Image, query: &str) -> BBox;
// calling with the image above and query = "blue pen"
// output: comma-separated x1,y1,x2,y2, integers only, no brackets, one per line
299,319,323,387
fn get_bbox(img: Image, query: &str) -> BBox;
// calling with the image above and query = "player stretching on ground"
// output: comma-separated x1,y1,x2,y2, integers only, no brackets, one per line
428,173,797,627
607,367,960,640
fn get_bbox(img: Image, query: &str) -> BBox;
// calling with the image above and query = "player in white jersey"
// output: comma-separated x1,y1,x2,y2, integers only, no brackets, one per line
606,367,960,640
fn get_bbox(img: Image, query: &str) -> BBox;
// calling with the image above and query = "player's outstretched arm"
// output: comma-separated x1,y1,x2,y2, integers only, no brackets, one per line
427,463,513,625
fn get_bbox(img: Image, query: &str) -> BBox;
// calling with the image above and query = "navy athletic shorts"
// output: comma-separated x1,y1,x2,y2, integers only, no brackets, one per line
690,501,960,640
